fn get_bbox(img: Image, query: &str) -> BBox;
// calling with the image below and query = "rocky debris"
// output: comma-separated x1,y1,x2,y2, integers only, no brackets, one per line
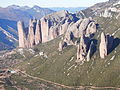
100,9,112,18
58,41,63,51
17,48,25,57
17,21,26,48
99,32,108,59
28,49,35,54
39,52,44,56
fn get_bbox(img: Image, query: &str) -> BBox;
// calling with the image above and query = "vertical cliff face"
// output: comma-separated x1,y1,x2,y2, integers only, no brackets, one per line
40,18,49,43
35,20,42,45
76,35,87,63
27,19,36,47
99,32,108,59
17,21,26,48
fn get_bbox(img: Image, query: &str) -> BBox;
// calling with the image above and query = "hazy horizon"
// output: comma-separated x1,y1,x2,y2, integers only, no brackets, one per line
0,0,108,8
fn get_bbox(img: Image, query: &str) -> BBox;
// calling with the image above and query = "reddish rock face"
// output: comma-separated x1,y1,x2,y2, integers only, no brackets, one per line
18,10,73,48
40,18,49,43
17,21,26,48
27,19,37,48
35,20,42,45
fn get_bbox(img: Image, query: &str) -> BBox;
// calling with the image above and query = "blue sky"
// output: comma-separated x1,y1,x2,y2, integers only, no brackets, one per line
0,0,108,8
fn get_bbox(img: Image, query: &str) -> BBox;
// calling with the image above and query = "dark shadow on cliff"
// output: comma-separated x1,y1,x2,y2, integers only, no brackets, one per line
108,38,120,54
88,39,98,58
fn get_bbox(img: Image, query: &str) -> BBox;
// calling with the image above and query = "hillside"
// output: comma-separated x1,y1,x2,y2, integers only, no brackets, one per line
0,19,18,50
10,15,120,88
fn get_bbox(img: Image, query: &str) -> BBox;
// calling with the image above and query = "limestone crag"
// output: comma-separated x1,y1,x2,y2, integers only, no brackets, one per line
17,21,26,48
35,20,42,45
27,19,37,48
63,18,97,46
76,35,87,63
40,18,49,43
99,32,108,59
86,22,97,37
18,10,79,48
79,18,90,36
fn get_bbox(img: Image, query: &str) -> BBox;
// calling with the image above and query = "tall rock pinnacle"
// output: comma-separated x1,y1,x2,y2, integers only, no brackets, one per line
27,19,36,47
76,35,87,63
41,18,49,43
35,20,42,45
17,21,26,48
99,32,107,59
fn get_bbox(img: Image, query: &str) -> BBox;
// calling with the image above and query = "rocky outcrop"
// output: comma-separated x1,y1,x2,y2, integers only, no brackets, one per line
76,35,87,63
58,41,63,51
35,20,42,45
40,18,49,43
79,18,90,36
17,21,26,48
86,22,97,37
63,18,97,46
100,9,112,18
27,19,36,47
18,10,77,48
99,32,108,59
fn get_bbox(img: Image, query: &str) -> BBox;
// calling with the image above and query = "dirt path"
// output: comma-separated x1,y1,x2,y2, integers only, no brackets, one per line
18,70,120,90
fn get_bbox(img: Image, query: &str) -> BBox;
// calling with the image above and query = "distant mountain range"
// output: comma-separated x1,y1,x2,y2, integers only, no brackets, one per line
0,5,55,25
0,5,55,50
49,7,86,13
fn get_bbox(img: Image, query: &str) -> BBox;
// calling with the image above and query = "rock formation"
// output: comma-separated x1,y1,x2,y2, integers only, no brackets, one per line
99,32,108,59
17,21,26,48
58,41,63,51
76,35,87,63
35,20,42,45
63,18,97,46
86,22,97,37
18,10,75,48
18,12,97,49
79,18,90,36
100,9,112,18
27,19,36,47
40,18,49,43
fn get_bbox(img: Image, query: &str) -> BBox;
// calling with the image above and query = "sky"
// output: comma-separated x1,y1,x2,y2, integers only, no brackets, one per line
0,0,108,8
